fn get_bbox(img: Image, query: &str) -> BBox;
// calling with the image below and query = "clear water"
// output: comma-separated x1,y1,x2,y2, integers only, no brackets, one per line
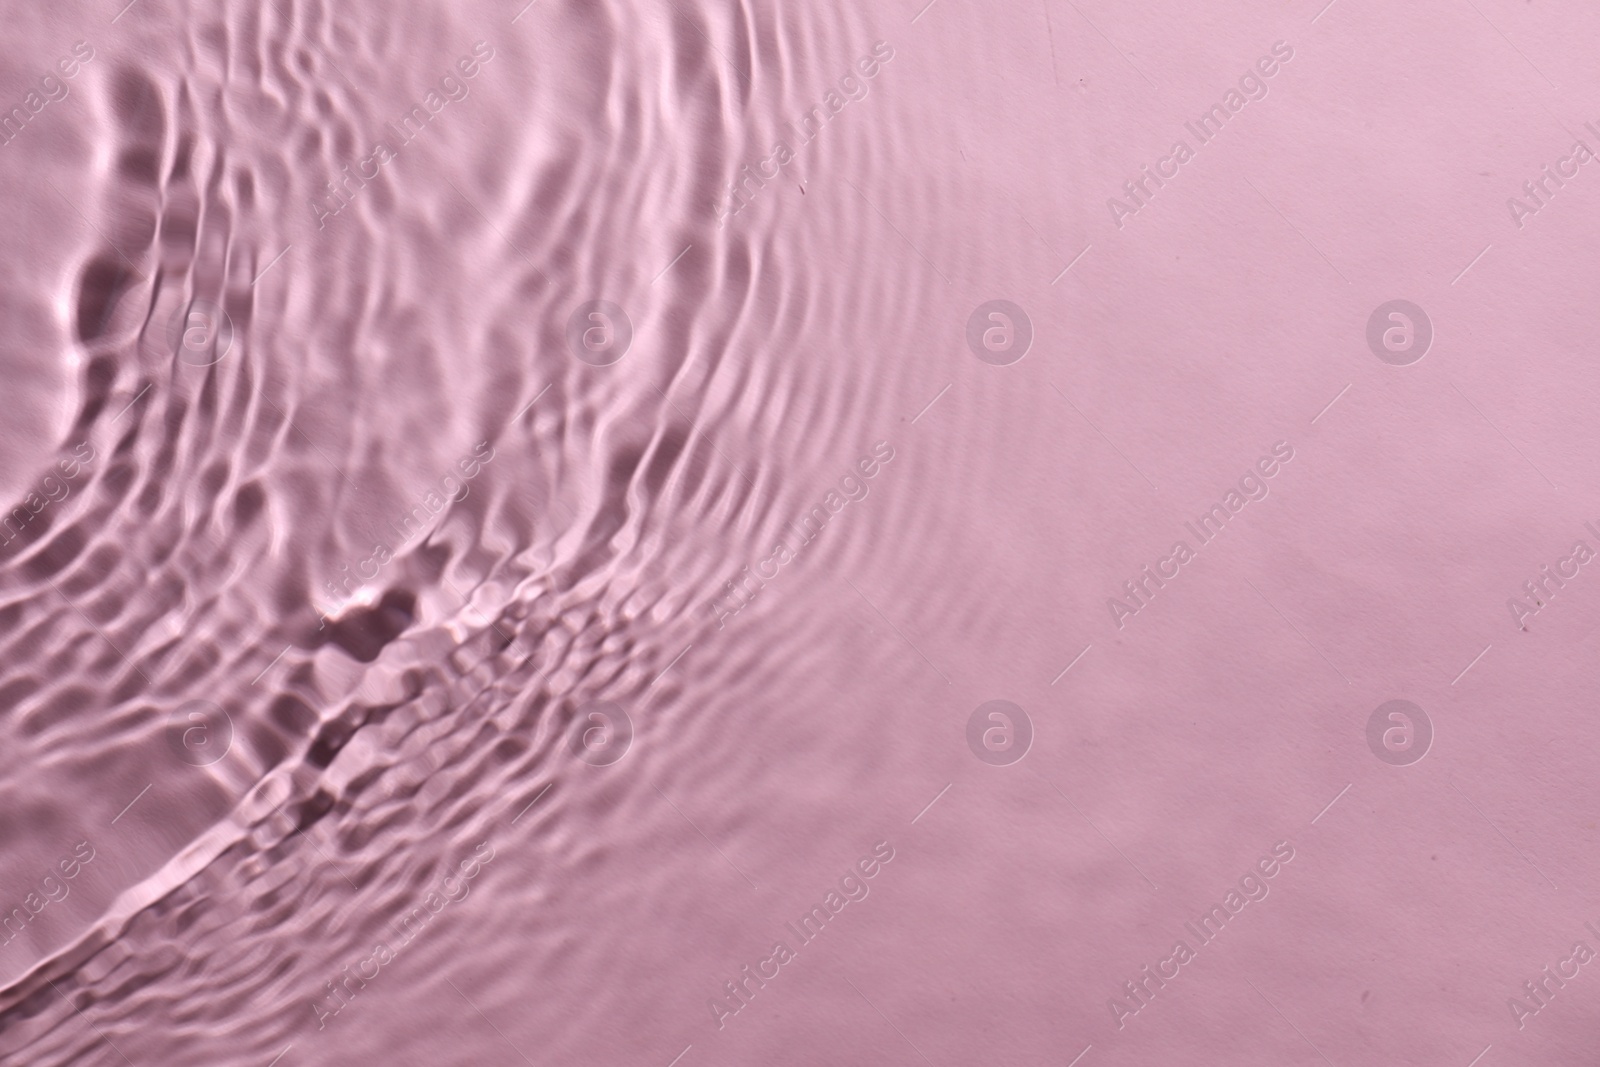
1,0,1597,1064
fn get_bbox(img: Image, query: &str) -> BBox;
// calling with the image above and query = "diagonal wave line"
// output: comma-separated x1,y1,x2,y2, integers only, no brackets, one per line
1310,783,1351,825
1034,769,1159,890
1310,383,1351,424
1063,0,1155,87
110,784,152,825
841,177,951,285
1450,780,1557,889
1243,176,1350,284
1462,0,1557,88
910,383,953,424
1050,383,1157,489
911,783,952,823
1051,644,1093,685
843,977,937,1066
1451,643,1491,686
651,244,692,285
1245,578,1351,685
843,577,952,684
1450,381,1558,489
46,178,145,282
653,785,759,889
1244,977,1337,1067
649,643,693,688
1051,244,1093,284
269,802,362,893
111,383,153,423
44,576,154,686
445,977,536,1065
511,782,553,824
651,384,760,497
47,978,134,1065
250,245,292,286
1451,244,1493,285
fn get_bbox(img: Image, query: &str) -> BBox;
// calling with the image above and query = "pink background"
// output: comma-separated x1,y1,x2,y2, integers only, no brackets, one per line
0,0,1597,1064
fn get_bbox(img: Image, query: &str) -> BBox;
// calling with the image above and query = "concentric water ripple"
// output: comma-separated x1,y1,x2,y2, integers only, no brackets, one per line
5,0,1596,1065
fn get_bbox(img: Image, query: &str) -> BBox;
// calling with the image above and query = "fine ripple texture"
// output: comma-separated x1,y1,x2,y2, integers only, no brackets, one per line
6,0,1583,1066
0,1,953,1064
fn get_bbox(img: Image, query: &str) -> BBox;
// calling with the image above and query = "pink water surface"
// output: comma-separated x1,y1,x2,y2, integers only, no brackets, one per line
0,0,1596,1064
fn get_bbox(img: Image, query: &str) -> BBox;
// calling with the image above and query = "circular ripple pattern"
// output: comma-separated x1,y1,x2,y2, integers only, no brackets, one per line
0,0,955,1063
6,0,1565,1065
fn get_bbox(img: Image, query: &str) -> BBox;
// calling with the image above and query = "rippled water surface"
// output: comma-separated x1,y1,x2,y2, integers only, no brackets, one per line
4,0,1600,1064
